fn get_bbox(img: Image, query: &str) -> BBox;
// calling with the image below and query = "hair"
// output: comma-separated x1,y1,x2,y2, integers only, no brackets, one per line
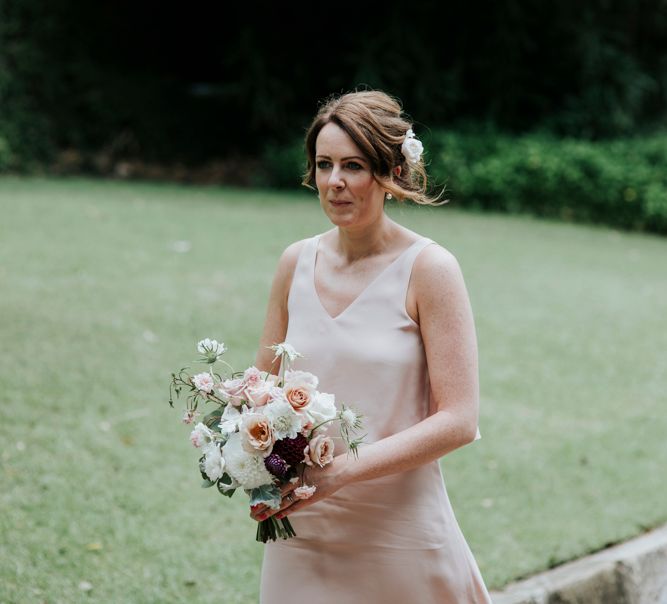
301,88,447,206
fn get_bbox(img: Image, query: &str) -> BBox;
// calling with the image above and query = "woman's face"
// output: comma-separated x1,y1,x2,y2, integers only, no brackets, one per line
314,122,387,229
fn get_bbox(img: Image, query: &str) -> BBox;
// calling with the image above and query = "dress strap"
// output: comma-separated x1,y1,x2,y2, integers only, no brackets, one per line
392,237,437,292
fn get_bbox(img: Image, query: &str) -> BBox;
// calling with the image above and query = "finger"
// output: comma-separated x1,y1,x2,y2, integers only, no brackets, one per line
276,499,305,518
249,504,265,520
253,490,297,520
279,481,299,496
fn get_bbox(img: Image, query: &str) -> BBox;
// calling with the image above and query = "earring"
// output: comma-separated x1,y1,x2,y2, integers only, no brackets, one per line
385,192,392,200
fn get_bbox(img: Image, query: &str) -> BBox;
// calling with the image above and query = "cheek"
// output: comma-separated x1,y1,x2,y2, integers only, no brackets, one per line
315,174,327,195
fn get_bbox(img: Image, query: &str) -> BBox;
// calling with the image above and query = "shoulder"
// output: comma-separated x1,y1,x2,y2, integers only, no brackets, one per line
269,237,312,301
275,237,309,275
410,241,469,321
277,238,309,270
413,241,463,283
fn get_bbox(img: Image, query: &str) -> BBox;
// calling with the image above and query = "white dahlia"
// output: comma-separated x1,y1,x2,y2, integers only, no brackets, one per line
222,432,273,489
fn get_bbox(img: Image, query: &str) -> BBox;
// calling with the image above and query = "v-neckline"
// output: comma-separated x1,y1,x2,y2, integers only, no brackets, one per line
312,234,425,322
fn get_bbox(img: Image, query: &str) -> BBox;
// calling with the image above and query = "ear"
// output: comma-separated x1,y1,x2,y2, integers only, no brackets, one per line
393,165,402,179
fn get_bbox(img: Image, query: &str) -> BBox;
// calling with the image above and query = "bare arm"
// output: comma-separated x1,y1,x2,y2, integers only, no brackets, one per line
253,240,307,375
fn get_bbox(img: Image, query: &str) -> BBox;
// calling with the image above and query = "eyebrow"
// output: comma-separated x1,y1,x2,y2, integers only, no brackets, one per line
316,155,367,162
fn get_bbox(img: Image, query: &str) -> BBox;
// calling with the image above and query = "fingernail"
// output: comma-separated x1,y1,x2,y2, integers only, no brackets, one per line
258,513,268,520
276,513,284,519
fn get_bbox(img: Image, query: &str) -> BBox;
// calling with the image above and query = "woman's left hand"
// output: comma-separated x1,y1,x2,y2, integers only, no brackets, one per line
249,454,350,522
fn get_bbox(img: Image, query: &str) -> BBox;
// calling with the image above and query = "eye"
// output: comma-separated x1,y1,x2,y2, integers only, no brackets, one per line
347,162,363,170
316,160,330,170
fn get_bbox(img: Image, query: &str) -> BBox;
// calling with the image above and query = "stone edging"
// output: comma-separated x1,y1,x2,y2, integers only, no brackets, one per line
490,523,667,604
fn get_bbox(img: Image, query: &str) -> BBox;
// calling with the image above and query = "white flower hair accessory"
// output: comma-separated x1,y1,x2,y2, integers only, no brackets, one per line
401,128,424,165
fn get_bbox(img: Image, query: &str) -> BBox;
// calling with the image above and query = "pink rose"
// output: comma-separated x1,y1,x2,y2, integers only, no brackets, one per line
243,366,263,388
293,485,317,500
181,409,200,424
244,382,273,408
192,372,215,393
304,434,334,467
189,423,213,448
218,378,246,407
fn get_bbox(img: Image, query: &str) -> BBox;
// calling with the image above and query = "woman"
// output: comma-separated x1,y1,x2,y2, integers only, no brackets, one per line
251,89,492,603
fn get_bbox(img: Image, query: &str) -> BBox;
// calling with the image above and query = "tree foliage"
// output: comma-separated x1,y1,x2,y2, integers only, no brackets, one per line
1,0,666,168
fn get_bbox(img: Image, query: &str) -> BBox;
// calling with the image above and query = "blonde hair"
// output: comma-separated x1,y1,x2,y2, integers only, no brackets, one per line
301,88,447,206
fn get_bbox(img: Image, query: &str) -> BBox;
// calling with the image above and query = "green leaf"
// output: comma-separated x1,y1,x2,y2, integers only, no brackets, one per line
203,407,223,432
247,484,282,510
217,476,236,498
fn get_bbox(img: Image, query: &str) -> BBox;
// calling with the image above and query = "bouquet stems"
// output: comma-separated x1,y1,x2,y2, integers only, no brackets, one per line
256,515,297,543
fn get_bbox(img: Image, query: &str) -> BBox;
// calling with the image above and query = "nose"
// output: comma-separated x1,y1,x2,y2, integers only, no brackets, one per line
328,166,344,189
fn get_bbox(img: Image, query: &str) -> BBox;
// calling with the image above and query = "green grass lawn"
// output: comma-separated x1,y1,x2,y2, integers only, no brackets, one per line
1,176,665,603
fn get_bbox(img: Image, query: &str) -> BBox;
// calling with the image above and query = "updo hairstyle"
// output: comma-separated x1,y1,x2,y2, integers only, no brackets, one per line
301,89,447,206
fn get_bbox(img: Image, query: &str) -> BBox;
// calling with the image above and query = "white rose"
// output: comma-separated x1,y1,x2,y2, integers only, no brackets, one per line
307,391,337,425
401,130,424,164
219,405,242,434
284,369,318,389
202,443,226,482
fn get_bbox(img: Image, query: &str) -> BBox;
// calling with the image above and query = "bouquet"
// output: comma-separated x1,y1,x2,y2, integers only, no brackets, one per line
169,339,365,542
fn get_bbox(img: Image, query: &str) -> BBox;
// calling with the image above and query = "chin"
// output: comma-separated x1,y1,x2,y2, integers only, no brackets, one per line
326,214,358,228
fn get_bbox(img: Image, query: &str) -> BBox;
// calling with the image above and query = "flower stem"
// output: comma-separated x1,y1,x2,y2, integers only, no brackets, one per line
256,516,296,543
308,417,337,436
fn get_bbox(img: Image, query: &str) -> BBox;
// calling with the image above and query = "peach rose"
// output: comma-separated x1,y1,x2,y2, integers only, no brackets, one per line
304,434,334,467
283,372,317,412
240,413,275,456
285,385,312,411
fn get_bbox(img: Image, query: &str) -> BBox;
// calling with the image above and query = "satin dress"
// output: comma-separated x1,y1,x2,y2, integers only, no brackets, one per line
259,233,492,604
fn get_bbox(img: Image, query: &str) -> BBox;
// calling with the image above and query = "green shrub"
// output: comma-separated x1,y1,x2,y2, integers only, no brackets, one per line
431,131,667,234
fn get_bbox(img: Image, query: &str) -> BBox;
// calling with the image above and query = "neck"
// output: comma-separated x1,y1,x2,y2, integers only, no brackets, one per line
332,214,401,263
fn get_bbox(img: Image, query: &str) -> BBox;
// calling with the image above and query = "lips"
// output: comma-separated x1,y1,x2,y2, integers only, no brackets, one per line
330,199,352,206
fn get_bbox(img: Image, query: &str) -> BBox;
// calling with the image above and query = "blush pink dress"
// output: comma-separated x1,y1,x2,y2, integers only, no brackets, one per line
259,233,491,604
